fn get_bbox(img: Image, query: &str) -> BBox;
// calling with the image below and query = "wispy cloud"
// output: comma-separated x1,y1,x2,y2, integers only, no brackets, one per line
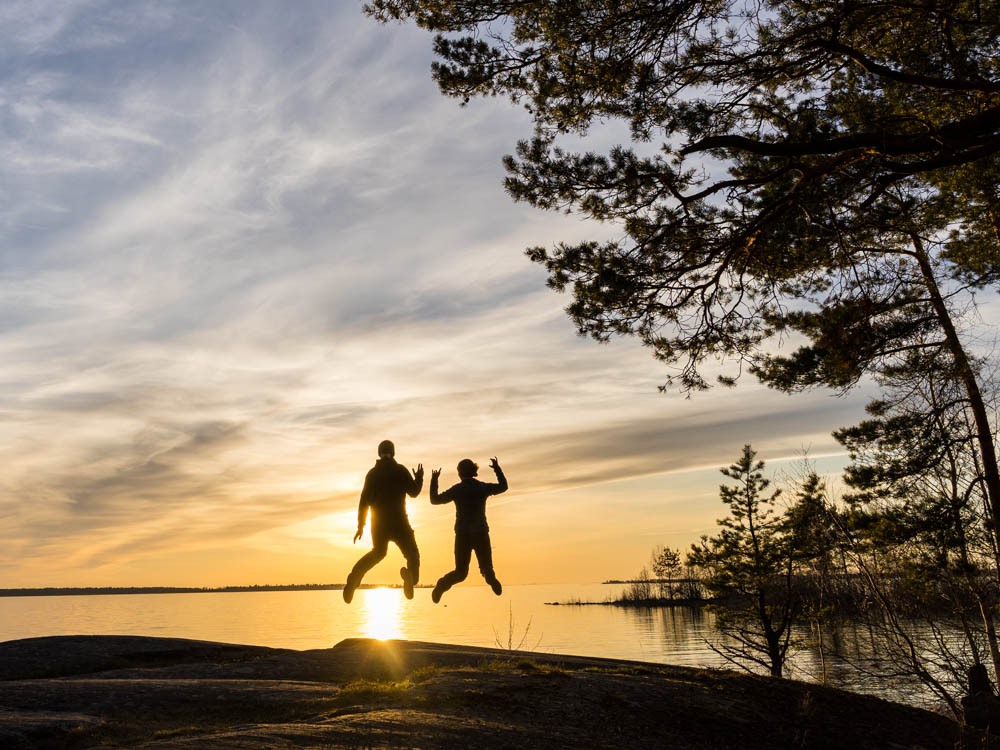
0,1,873,586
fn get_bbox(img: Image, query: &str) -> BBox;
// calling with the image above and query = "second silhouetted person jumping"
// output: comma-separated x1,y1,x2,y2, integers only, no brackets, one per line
430,457,507,603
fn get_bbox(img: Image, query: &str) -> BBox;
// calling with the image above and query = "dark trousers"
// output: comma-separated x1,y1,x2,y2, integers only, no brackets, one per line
436,528,497,594
350,519,420,585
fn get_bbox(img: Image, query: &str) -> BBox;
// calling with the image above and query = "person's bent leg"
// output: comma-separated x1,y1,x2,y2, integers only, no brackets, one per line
393,524,420,599
432,532,472,603
394,524,420,585
473,530,502,596
344,534,388,603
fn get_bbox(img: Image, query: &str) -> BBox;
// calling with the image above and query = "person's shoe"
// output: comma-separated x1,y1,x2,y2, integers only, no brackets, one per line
489,578,502,596
343,572,359,604
431,582,444,604
400,567,414,600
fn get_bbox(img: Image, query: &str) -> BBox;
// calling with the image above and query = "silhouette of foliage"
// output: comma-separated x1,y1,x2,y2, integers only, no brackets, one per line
687,445,814,677
651,545,682,599
831,352,1000,714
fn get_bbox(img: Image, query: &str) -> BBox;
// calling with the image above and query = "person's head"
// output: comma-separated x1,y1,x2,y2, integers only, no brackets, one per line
457,458,478,478
377,439,395,459
969,663,994,695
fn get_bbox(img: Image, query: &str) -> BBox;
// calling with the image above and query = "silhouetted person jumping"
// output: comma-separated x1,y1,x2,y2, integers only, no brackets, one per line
430,457,507,603
344,439,423,603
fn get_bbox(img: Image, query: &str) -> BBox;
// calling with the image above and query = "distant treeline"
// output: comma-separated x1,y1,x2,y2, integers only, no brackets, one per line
602,578,699,585
0,583,392,597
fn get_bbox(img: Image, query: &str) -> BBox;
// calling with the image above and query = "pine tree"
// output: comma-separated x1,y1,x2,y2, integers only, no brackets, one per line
688,445,801,677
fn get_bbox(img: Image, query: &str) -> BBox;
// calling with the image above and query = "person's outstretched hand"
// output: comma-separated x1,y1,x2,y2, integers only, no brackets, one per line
353,526,363,544
490,456,501,472
431,467,441,481
413,463,424,479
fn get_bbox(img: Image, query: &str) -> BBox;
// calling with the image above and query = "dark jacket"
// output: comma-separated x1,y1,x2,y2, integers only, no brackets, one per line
358,457,422,527
431,467,507,532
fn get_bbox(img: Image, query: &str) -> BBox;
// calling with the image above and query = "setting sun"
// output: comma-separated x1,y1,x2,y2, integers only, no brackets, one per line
360,588,404,641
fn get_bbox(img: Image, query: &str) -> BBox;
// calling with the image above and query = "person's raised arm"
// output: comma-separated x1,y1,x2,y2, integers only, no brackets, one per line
429,468,451,504
489,457,508,494
407,463,424,497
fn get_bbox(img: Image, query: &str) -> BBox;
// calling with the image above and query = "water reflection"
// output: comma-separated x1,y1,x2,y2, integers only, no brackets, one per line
360,587,404,641
792,619,958,708
619,603,953,709
620,605,716,666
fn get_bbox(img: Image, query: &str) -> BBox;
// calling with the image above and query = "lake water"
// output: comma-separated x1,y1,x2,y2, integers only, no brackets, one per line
0,583,942,709
0,584,700,659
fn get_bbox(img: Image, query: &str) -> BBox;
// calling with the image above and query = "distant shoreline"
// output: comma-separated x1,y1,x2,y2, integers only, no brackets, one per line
546,597,713,608
601,578,699,584
0,584,430,598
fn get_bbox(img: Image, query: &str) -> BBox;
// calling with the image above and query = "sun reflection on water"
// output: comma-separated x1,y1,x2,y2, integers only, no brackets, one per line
360,587,404,641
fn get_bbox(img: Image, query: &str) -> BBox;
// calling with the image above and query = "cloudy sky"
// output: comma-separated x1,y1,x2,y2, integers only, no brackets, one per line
0,1,873,588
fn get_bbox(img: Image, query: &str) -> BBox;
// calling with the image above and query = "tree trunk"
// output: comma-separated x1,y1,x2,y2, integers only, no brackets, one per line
978,598,1000,681
911,235,1000,547
758,591,784,677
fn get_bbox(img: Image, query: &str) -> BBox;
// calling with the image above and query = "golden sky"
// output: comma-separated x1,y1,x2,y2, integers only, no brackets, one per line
0,2,871,588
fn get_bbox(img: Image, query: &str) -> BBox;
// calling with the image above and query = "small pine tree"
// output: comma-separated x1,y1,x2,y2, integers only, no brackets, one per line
651,546,682,599
688,445,803,677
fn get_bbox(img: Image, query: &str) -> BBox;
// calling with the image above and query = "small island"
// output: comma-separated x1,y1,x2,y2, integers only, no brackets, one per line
0,635,969,748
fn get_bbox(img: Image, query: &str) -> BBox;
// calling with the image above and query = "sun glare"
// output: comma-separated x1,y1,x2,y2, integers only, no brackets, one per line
360,587,404,641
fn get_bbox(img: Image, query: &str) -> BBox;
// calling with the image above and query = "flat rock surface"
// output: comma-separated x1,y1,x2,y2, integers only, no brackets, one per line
0,635,971,748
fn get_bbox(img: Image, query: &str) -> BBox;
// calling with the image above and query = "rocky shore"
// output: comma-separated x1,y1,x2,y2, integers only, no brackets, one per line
0,635,970,748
